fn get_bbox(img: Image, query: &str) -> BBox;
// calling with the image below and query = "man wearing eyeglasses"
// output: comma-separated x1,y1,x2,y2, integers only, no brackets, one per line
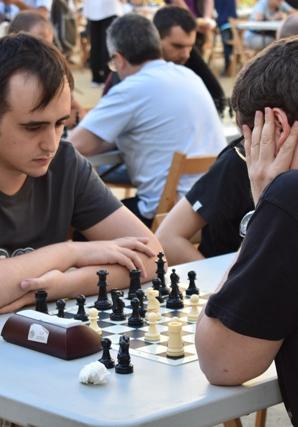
70,13,226,228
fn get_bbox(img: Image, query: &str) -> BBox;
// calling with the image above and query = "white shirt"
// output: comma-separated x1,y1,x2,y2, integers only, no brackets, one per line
0,0,52,19
83,0,123,21
80,60,226,218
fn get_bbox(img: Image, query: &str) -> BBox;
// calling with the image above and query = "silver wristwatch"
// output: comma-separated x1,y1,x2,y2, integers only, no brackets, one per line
239,210,255,238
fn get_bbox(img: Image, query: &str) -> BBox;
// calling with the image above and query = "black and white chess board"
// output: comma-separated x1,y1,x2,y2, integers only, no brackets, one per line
49,289,209,366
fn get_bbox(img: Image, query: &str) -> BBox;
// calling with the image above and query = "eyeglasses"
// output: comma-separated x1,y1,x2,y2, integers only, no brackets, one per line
108,54,117,72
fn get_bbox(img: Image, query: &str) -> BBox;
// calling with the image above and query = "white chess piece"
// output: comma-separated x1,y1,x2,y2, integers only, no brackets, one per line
146,288,161,320
187,294,200,322
88,308,102,337
144,312,160,342
167,318,184,358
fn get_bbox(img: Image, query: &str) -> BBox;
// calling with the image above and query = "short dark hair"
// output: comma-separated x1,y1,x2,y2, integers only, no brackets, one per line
106,14,161,65
231,37,298,129
153,6,197,39
0,33,74,119
8,11,53,34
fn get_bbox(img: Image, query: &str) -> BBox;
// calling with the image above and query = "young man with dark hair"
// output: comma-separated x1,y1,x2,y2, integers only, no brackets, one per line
153,5,225,114
196,37,298,426
0,33,162,314
71,13,226,228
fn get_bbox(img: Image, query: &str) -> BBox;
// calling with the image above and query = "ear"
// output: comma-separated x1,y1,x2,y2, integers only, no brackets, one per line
272,107,291,154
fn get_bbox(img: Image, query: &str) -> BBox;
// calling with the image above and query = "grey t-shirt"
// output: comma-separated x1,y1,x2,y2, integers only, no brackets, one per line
0,140,121,256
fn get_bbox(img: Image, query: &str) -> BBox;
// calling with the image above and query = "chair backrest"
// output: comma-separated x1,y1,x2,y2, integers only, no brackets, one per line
151,152,216,232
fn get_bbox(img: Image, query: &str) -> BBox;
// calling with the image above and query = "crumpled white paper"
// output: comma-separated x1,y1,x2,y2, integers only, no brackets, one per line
79,361,110,385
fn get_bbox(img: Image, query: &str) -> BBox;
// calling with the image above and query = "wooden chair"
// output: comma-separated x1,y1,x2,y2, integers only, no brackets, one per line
151,152,216,232
227,18,256,76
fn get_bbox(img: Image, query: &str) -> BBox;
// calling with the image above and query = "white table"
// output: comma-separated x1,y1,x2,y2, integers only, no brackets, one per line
87,150,122,169
237,20,283,32
0,253,282,427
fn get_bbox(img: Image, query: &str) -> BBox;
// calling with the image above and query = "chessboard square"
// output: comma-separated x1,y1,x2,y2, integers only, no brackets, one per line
183,334,195,344
99,312,111,320
139,334,168,344
184,344,196,354
103,324,134,334
125,329,146,339
139,344,168,355
183,324,197,333
162,311,187,319
129,339,152,349
98,320,116,329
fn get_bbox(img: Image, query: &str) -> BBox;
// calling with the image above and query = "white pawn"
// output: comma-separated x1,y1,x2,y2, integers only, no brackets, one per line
88,308,102,337
146,288,161,320
144,312,160,342
167,318,184,358
187,294,200,322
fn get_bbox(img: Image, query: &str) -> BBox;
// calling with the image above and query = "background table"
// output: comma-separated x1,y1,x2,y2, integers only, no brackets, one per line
237,20,283,32
0,253,282,427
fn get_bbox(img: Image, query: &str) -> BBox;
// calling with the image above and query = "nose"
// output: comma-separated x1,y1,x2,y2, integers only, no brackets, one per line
40,126,61,153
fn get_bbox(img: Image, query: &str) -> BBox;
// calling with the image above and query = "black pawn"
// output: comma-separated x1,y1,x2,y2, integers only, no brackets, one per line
186,270,199,296
74,294,88,321
115,335,133,374
35,289,48,314
110,289,126,321
135,289,146,318
99,338,115,369
155,252,170,295
56,299,66,318
128,298,144,327
94,270,112,310
128,269,141,300
152,278,164,303
166,270,184,309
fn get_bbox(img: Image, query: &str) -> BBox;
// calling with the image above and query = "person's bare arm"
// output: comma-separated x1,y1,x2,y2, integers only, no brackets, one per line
203,0,214,19
156,198,205,266
196,314,282,385
243,108,298,205
0,206,163,312
70,127,113,156
4,0,49,16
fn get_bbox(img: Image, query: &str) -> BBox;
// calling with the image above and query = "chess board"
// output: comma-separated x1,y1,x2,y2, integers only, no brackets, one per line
50,288,210,366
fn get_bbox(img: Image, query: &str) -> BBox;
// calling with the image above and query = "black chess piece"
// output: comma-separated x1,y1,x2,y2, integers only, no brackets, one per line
99,338,115,369
186,270,199,296
155,252,169,295
35,289,48,314
166,270,184,309
94,270,112,310
135,289,146,318
74,294,88,321
110,289,126,321
152,278,164,303
128,297,144,327
128,269,141,299
56,299,66,318
115,335,133,374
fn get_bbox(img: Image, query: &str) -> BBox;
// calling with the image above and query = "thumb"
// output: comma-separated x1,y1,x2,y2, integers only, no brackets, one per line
20,278,42,291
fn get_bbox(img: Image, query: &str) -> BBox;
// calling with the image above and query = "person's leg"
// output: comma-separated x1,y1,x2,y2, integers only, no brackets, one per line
220,28,233,74
89,19,102,84
122,197,153,229
98,164,131,184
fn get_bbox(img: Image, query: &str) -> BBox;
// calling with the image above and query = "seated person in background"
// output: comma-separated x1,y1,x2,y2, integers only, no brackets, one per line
244,0,294,50
0,0,52,20
196,37,298,426
70,14,226,229
153,6,226,115
156,136,254,266
0,33,161,314
277,12,298,37
8,11,84,130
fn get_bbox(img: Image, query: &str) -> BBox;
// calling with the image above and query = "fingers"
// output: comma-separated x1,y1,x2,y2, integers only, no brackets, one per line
115,247,147,278
249,110,264,164
116,237,155,258
259,108,276,162
277,121,298,170
243,124,252,166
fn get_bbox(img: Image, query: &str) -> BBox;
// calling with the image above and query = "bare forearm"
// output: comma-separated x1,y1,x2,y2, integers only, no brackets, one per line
0,242,78,306
161,236,204,266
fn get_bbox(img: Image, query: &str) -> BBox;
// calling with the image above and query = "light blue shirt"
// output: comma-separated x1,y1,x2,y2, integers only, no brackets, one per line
0,0,52,18
250,0,293,20
80,60,226,218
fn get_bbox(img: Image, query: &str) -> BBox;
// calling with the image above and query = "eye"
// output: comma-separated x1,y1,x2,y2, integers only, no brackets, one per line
25,125,42,132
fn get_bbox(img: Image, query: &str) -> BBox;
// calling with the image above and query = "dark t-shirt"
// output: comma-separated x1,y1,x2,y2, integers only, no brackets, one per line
214,0,237,27
0,140,121,256
205,169,298,426
185,138,254,257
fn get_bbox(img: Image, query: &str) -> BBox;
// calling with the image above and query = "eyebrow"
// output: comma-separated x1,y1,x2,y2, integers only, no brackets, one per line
19,115,70,126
